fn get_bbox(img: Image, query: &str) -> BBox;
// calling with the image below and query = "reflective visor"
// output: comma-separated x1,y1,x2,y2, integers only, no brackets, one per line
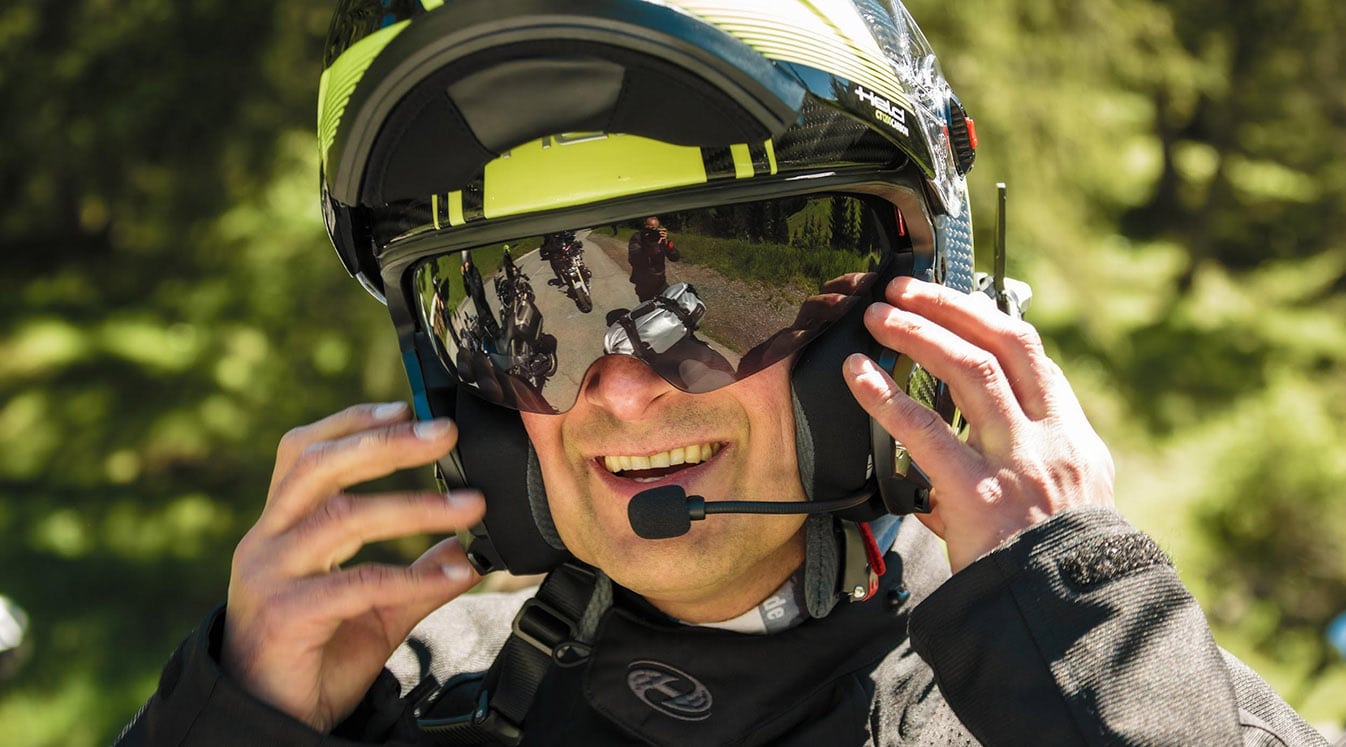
409,193,904,413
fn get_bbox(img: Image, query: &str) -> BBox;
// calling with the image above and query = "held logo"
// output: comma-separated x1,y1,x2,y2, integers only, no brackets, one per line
626,660,713,721
853,84,911,137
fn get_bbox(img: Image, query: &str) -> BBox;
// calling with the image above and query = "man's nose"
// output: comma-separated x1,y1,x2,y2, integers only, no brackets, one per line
581,355,674,420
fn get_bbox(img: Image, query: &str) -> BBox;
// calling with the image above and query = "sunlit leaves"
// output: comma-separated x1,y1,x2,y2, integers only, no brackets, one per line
1,0,1344,741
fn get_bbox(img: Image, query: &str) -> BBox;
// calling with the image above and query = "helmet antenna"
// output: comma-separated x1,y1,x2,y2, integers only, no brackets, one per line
994,182,1009,314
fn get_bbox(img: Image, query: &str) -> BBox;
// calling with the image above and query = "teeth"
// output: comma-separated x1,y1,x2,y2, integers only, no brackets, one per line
603,443,721,474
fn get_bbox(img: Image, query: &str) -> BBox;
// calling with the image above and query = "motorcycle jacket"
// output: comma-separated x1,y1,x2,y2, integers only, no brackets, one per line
115,509,1328,746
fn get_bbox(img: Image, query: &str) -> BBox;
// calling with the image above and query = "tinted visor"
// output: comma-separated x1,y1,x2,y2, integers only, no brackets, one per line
409,193,902,413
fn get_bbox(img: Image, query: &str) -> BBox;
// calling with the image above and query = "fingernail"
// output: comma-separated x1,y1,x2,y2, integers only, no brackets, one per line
372,402,408,421
847,354,892,389
846,354,879,377
442,563,473,582
446,490,482,509
414,418,453,440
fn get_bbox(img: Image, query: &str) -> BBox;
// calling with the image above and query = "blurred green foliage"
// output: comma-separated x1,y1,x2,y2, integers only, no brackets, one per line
0,0,1342,743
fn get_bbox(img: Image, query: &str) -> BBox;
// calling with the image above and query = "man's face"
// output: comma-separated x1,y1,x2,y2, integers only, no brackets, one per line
644,217,661,230
520,355,807,620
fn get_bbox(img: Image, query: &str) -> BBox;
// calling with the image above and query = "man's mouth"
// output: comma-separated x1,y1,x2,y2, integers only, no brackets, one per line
601,442,723,483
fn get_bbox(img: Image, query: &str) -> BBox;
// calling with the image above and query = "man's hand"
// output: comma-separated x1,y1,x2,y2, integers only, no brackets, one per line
222,402,486,732
844,277,1115,573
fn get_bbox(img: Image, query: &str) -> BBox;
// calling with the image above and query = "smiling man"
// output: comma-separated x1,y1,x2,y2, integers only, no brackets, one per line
523,355,806,621
116,1,1325,745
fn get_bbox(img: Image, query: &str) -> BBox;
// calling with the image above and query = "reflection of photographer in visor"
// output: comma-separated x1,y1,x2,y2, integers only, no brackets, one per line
119,1,1326,745
627,216,679,302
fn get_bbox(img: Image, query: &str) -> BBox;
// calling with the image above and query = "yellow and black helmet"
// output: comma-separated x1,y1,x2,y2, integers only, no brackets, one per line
318,0,978,576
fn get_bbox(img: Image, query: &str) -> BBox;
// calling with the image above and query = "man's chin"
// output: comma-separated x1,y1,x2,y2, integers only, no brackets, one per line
574,517,807,624
575,511,803,584
588,532,730,603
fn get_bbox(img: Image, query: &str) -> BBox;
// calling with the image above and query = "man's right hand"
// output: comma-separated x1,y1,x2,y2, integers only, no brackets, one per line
221,402,486,732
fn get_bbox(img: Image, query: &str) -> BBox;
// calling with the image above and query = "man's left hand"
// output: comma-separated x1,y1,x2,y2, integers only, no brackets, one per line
844,276,1115,573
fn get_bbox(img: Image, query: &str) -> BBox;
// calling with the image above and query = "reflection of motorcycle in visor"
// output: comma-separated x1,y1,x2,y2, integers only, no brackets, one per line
492,255,558,392
542,232,594,313
409,192,899,414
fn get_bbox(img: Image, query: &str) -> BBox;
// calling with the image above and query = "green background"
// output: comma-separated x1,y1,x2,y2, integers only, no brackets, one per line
1,1,1343,743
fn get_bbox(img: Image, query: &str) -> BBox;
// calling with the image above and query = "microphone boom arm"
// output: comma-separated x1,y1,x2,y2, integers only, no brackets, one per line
628,485,873,540
695,493,871,517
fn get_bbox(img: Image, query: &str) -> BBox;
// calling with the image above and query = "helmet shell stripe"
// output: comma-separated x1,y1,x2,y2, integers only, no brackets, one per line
318,21,410,166
447,190,465,227
728,143,755,179
481,134,709,219
671,1,913,111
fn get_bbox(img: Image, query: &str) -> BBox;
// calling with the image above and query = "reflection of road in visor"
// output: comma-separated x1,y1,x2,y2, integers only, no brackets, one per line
413,193,899,413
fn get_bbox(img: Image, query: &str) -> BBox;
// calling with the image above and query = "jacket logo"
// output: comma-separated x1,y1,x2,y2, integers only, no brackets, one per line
626,660,713,721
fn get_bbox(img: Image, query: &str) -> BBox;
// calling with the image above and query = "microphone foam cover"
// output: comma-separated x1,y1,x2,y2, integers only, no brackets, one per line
628,485,691,540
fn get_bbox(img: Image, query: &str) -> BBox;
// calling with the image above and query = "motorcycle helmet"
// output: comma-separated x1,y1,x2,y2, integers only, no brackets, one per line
318,0,979,580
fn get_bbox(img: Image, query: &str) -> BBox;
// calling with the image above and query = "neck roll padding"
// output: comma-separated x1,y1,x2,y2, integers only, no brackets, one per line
451,386,571,574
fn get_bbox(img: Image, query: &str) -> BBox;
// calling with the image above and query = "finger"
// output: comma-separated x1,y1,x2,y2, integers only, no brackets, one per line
270,402,412,493
886,278,1055,418
381,537,482,634
277,490,486,574
844,354,982,496
264,418,459,529
863,303,1022,444
286,554,479,633
912,493,947,537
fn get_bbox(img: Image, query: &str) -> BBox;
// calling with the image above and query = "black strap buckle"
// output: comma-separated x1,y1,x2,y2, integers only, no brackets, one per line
511,598,572,654
418,690,523,746
470,690,522,746
419,564,601,745
510,598,591,667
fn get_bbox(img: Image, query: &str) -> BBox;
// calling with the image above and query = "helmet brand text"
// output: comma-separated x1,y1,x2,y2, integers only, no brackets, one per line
854,84,910,137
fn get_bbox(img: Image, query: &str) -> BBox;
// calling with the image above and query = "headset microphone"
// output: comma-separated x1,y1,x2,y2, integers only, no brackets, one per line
627,485,873,540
